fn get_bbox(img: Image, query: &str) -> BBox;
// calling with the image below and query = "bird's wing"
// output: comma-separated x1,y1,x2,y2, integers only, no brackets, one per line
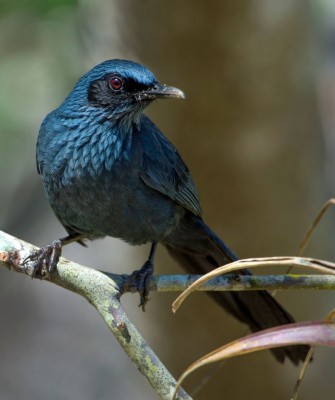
139,117,202,216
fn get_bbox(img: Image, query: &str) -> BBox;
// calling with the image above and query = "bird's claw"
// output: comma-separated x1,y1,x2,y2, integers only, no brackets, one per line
23,240,62,278
126,260,154,311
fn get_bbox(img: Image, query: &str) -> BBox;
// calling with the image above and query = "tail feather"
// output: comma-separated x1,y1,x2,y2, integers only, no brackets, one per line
163,212,310,364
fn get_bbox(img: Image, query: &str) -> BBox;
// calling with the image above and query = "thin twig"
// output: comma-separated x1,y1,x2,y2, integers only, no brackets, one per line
172,256,335,312
289,199,335,399
291,347,315,400
298,198,335,257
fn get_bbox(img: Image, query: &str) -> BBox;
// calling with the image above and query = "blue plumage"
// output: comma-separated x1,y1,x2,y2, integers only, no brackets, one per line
35,59,308,364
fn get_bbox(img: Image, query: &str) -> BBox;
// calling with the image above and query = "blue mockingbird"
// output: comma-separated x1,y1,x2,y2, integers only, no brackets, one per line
30,59,308,364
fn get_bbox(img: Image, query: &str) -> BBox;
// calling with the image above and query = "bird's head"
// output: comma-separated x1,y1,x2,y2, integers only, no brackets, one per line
65,59,185,123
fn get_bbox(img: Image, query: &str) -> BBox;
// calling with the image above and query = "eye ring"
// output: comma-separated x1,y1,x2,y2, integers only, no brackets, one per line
108,76,123,91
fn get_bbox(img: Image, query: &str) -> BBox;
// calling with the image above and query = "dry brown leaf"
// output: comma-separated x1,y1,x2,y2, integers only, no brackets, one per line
172,257,335,312
173,321,335,399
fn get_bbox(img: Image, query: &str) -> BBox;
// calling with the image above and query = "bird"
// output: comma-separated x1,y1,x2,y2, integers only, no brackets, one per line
29,59,309,364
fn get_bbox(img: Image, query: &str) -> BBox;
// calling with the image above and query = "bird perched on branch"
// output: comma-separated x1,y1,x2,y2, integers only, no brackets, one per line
31,59,308,364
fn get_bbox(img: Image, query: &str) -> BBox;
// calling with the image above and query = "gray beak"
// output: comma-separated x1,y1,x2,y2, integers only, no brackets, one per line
139,84,185,100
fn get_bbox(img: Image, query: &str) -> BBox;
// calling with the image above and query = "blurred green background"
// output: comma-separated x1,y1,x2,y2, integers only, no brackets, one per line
1,1,335,399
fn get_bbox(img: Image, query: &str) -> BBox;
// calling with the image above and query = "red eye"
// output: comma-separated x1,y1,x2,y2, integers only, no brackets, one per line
109,76,123,91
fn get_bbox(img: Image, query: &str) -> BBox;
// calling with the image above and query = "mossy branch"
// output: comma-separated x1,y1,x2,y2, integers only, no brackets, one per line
1,229,335,399
0,230,191,400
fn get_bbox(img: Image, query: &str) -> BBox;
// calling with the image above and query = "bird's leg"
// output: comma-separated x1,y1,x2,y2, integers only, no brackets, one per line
126,242,157,311
23,233,85,277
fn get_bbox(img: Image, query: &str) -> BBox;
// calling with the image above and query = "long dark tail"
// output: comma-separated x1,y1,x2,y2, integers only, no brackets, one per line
163,212,309,364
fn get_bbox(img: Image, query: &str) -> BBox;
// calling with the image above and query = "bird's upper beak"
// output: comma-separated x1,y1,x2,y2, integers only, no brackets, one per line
139,83,185,100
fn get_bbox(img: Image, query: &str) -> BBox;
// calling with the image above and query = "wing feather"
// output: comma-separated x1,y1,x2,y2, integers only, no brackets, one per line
139,116,202,216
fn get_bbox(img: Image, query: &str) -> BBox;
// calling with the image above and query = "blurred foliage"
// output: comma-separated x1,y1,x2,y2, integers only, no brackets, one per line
0,0,76,15
0,2,82,231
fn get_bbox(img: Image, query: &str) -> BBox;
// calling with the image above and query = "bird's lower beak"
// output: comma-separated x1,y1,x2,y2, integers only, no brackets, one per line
139,84,185,100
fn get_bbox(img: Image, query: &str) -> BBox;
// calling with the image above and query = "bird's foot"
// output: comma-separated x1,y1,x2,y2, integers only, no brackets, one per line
23,240,62,278
126,260,154,311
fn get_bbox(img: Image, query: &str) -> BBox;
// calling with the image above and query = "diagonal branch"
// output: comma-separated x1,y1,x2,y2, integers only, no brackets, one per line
1,229,335,399
0,230,191,400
